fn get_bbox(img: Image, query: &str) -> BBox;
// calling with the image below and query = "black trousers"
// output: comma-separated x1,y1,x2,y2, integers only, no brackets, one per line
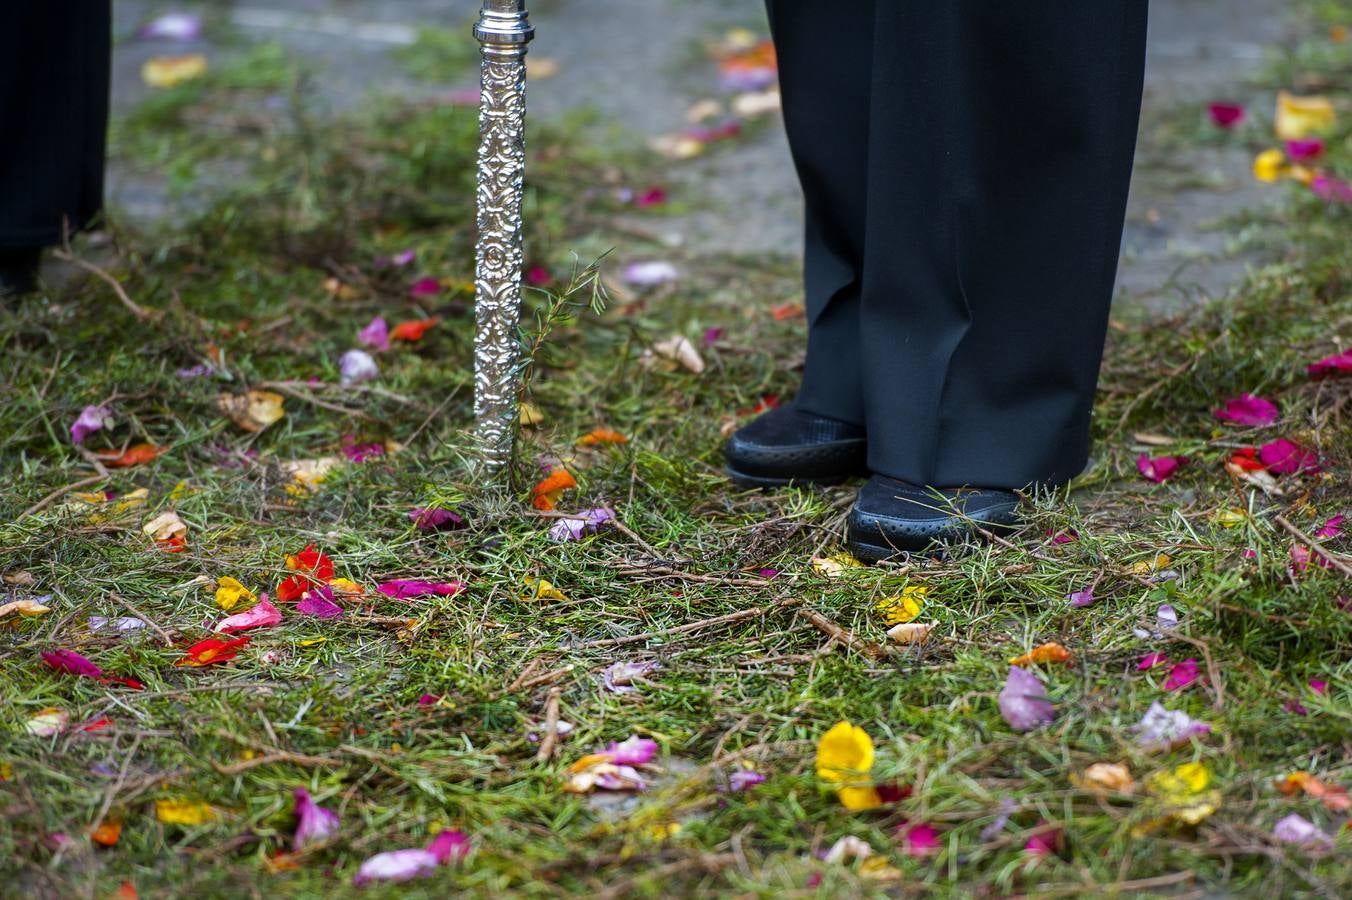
766,1,1148,489
0,3,111,248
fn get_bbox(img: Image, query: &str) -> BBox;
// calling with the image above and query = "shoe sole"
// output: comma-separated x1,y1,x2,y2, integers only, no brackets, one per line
847,508,1022,562
725,465,857,489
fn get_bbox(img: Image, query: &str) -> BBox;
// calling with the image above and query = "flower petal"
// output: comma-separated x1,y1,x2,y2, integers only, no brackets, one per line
998,666,1055,731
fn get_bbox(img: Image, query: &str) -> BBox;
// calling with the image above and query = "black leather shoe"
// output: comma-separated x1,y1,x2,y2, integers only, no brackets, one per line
0,247,41,298
847,475,1021,560
725,405,867,487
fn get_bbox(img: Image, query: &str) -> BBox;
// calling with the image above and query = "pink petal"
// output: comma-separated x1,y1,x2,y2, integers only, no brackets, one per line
341,440,385,463
375,580,466,600
1067,585,1096,608
898,822,941,857
1162,658,1200,691
702,326,724,346
70,405,114,445
293,787,340,850
296,587,345,619
1206,102,1245,127
1312,174,1352,204
392,250,417,267
41,649,102,678
417,693,440,705
409,277,442,298
1285,138,1325,161
1213,393,1279,426
358,316,390,351
1307,349,1352,376
604,735,658,766
1314,515,1345,539
426,829,470,864
1024,823,1062,856
1137,453,1187,483
998,666,1055,732
352,848,439,885
1309,679,1328,695
634,187,668,208
215,595,283,634
1259,438,1321,475
1136,652,1168,671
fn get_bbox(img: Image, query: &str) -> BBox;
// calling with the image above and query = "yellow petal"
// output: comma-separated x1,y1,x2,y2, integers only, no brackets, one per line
214,576,257,611
0,599,51,619
836,785,883,811
141,54,208,88
155,798,217,826
1215,508,1248,528
216,389,286,433
519,402,544,427
816,721,874,783
812,552,862,578
875,586,926,625
1252,148,1286,183
523,577,567,602
328,578,365,597
1274,91,1336,141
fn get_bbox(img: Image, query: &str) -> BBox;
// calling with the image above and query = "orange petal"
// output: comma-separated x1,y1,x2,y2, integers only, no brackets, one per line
577,428,629,447
1010,642,1073,666
390,319,440,342
97,443,166,468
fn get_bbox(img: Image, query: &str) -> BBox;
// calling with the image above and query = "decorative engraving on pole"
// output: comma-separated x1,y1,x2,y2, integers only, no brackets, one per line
473,1,534,473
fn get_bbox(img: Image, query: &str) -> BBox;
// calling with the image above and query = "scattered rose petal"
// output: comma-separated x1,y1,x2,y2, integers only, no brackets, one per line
702,326,724,346
998,666,1055,732
647,335,705,374
341,439,384,463
96,443,166,468
897,822,941,858
979,800,1017,841
426,829,470,864
417,693,440,706
390,318,439,342
1312,173,1352,203
602,659,659,694
1133,604,1180,640
1259,438,1320,474
408,507,465,530
88,615,145,634
70,405,114,445
217,390,285,433
296,587,346,618
816,720,881,811
1307,349,1352,376
1285,138,1325,161
623,261,678,286
142,54,208,88
409,278,442,299
176,636,249,667
728,769,766,792
577,429,628,447
1137,652,1168,671
1276,772,1351,812
339,349,379,386
376,580,465,600
41,649,102,678
1275,91,1336,141
352,848,439,885
215,576,257,611
1214,394,1279,426
1163,658,1200,691
1207,102,1245,127
531,469,577,511
1024,823,1062,857
1068,585,1096,608
875,586,927,625
548,506,615,542
524,264,552,286
1073,762,1136,794
1272,813,1331,847
1009,642,1073,667
887,622,935,644
604,736,658,766
215,595,282,634
1314,515,1345,539
142,511,188,551
358,317,390,351
26,707,69,736
522,576,566,601
293,788,339,851
1,598,52,619
634,187,667,208
1132,701,1212,751
155,798,216,826
1137,454,1188,483
138,12,203,41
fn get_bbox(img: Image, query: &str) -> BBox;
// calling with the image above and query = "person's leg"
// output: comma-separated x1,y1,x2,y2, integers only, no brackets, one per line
764,0,874,427
0,2,112,294
724,0,875,487
858,1,1149,489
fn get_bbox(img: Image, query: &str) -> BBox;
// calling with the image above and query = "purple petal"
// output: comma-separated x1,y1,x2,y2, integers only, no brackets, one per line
376,580,465,600
622,261,678,286
342,441,385,463
137,13,202,41
293,787,340,851
417,693,440,705
602,659,660,694
352,848,439,885
175,364,215,379
604,736,658,766
1067,586,1096,608
408,507,465,531
548,506,615,542
70,405,114,445
339,349,379,387
1312,174,1352,204
728,769,767,792
998,666,1055,732
296,587,345,619
1273,813,1332,846
358,316,389,351
392,250,417,267
1314,515,1344,539
1131,701,1211,750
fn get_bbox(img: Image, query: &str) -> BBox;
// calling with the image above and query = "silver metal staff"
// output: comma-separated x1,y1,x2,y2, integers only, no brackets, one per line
472,0,534,474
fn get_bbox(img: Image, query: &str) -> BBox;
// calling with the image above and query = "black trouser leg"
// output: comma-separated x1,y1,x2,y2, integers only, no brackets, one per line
764,0,873,426
859,2,1148,488
0,2,111,248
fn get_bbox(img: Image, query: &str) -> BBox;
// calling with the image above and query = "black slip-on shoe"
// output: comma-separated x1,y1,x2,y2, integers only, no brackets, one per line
847,475,1021,560
724,405,868,487
0,247,41,299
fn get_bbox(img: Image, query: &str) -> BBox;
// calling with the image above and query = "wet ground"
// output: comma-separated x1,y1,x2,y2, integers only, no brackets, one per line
108,0,1297,314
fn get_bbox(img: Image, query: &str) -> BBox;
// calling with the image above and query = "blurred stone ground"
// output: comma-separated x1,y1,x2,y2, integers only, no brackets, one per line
109,0,1295,314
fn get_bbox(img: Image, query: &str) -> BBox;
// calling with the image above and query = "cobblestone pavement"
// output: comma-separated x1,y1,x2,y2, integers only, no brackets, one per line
109,0,1296,314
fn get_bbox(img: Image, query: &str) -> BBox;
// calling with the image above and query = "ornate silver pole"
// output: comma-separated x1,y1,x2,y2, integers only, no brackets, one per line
472,0,534,474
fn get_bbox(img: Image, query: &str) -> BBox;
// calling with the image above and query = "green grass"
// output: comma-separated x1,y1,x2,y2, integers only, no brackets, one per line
3,6,1352,898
